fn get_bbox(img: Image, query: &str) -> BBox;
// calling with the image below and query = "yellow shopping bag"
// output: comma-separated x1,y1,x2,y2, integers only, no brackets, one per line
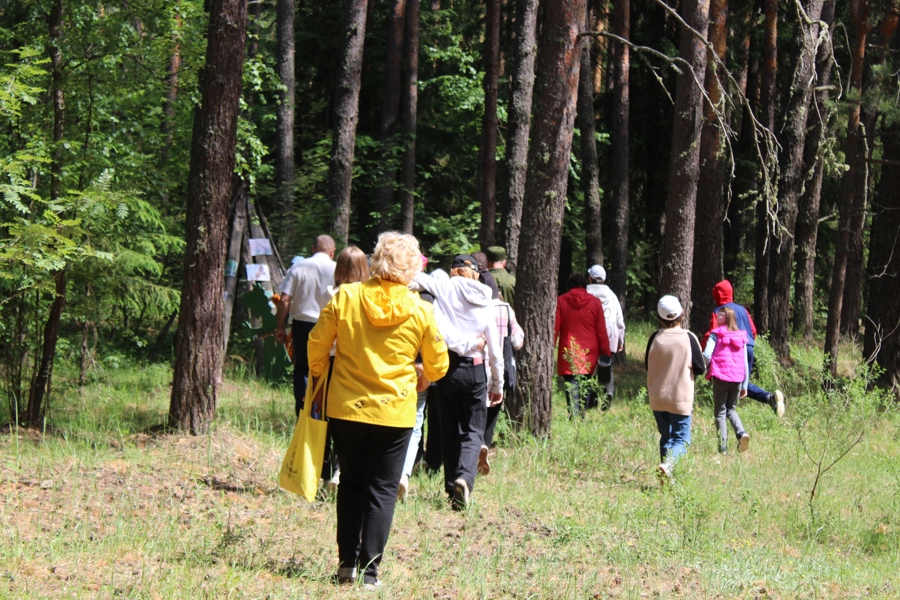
279,371,329,501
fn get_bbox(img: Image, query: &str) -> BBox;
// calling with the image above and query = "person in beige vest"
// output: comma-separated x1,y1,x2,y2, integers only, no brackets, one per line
644,295,706,482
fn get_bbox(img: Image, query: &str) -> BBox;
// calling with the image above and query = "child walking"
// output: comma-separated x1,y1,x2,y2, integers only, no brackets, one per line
703,306,751,454
645,296,706,482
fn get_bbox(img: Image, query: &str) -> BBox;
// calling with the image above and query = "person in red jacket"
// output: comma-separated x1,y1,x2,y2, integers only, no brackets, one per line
555,273,611,418
701,280,785,417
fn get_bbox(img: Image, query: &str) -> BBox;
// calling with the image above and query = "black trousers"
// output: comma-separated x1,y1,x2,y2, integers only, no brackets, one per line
423,384,443,471
330,418,411,580
291,320,316,416
436,354,487,495
483,403,502,449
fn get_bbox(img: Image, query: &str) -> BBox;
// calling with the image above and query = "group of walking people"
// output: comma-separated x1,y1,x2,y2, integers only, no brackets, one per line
275,232,782,586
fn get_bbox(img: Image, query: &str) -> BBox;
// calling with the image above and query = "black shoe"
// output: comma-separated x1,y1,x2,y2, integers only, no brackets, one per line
451,478,469,511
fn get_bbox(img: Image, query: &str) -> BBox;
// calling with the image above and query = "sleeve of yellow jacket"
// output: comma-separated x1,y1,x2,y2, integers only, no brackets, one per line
307,294,337,380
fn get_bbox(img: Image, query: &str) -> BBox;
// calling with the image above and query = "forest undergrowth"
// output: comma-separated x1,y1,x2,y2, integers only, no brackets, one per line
1,327,898,599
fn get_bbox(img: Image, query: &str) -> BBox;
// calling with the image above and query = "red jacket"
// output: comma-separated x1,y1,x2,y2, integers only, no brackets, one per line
701,280,759,347
555,287,611,375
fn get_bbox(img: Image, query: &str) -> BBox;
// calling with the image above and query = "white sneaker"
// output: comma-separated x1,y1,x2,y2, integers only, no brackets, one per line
326,469,340,494
477,445,491,476
738,433,750,453
397,474,409,501
656,463,673,485
452,478,470,511
774,390,785,417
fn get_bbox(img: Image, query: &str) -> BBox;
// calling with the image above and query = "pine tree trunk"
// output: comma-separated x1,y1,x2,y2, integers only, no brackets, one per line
375,0,407,231
577,6,602,269
399,0,420,234
509,0,585,437
329,0,369,246
608,0,630,307
169,0,248,434
864,120,900,394
753,0,778,333
659,0,711,326
478,0,501,248
690,0,727,333
793,0,836,339
503,0,539,274
26,0,66,427
275,0,295,237
767,0,825,359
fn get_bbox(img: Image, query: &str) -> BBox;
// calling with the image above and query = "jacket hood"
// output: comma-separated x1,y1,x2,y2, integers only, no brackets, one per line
714,326,744,349
453,276,495,307
712,280,733,306
561,287,595,310
361,278,418,327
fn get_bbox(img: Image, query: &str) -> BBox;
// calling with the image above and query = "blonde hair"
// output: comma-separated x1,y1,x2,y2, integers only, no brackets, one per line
450,266,479,280
334,245,369,287
718,306,739,332
370,231,421,284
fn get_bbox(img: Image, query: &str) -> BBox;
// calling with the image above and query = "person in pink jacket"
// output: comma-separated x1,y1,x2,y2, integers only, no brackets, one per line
703,306,751,454
555,273,611,418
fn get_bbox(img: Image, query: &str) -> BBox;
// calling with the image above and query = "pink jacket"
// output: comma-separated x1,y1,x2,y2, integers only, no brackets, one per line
708,326,747,384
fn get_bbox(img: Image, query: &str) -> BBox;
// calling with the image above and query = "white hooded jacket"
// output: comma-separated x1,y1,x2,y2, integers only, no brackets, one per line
586,283,625,352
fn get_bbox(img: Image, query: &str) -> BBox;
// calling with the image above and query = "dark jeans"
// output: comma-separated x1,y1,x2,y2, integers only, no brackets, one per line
423,384,443,472
483,403,502,449
436,353,487,495
746,345,772,405
563,375,585,419
330,418,412,581
291,320,316,416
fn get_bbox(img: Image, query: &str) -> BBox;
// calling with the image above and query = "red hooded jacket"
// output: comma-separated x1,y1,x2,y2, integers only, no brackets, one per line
701,280,758,347
555,287,611,375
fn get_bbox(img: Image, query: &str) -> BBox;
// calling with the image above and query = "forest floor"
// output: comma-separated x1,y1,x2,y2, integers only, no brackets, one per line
1,328,898,599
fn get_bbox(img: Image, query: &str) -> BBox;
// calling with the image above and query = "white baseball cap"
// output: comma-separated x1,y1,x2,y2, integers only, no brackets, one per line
657,295,683,321
588,265,606,281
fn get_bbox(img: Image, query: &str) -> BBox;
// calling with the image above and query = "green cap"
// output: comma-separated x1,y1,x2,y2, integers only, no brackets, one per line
485,246,507,261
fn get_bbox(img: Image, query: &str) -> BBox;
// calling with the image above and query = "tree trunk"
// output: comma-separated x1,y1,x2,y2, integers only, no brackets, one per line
793,0,836,339
478,0,502,248
753,0,778,333
824,0,868,374
608,0,630,308
503,0,539,274
275,0,296,238
26,0,66,427
690,0,727,333
169,0,248,434
658,0,711,326
329,0,369,246
767,0,825,359
375,0,407,232
509,0,585,437
399,0,420,234
577,6,602,269
864,120,900,394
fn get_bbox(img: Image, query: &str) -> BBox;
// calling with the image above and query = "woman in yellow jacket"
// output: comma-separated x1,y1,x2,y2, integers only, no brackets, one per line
308,232,449,588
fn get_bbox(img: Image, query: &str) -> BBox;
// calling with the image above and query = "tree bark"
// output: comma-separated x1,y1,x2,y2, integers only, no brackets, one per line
690,0,727,333
375,0,407,232
478,0,502,248
275,0,296,237
608,0,630,307
169,0,248,434
824,0,868,374
329,0,369,246
658,0,711,326
577,5,602,269
793,0,836,339
767,0,825,359
503,0,539,274
399,0,420,234
509,0,585,437
864,120,900,394
753,0,778,333
26,0,66,427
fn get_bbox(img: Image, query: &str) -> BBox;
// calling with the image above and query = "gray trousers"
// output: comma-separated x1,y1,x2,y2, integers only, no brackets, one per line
712,377,746,452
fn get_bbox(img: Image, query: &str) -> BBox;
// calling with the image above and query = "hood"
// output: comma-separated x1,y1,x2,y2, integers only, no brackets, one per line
453,276,495,307
361,278,418,327
715,327,745,349
586,284,609,305
561,287,596,310
712,280,733,306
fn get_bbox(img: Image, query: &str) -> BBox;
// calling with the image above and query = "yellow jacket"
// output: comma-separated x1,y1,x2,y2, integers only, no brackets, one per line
308,278,449,428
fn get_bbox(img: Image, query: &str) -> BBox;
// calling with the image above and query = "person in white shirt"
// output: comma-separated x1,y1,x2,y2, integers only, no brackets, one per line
411,254,502,510
586,265,625,408
275,234,336,416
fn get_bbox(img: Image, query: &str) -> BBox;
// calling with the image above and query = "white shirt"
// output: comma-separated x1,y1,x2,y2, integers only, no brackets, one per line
279,252,336,322
586,283,626,351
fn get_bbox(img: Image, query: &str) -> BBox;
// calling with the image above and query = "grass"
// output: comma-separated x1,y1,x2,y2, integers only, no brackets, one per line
1,330,898,599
